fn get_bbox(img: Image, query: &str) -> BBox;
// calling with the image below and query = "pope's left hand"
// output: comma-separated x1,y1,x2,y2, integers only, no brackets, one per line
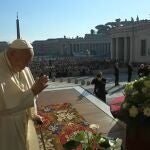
31,75,49,96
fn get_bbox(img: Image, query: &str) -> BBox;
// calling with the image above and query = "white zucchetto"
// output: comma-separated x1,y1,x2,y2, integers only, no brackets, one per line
10,39,33,49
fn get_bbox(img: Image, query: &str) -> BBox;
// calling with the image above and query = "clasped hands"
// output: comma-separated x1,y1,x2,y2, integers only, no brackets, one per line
31,75,49,96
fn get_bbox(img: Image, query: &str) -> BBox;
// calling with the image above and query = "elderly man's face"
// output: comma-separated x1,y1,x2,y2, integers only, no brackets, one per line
140,64,144,69
12,49,33,72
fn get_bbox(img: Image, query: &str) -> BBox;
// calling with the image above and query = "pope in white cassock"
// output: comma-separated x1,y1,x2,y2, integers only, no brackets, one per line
0,39,49,150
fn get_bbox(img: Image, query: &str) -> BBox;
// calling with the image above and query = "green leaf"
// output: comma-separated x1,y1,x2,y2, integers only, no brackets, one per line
72,131,86,142
63,140,80,150
94,133,102,143
71,131,93,143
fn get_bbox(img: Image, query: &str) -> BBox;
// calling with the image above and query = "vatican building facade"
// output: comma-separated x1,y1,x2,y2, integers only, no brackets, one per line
1,17,150,63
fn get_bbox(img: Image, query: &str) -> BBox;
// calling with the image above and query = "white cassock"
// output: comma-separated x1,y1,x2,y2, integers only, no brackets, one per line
0,51,40,150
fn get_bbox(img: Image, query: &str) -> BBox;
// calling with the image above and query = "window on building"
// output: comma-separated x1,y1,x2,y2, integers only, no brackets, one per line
141,39,146,56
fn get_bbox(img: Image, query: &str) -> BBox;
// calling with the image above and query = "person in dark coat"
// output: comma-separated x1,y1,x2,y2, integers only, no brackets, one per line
127,62,133,82
114,62,119,86
138,64,145,78
91,72,107,103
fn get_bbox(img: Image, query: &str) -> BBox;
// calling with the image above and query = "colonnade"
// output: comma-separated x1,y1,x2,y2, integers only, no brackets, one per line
111,37,133,63
62,42,111,56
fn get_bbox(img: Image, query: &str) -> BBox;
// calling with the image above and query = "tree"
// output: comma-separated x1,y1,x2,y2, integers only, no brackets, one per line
95,25,110,34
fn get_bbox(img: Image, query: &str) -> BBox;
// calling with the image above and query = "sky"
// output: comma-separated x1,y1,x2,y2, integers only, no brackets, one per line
1,0,150,43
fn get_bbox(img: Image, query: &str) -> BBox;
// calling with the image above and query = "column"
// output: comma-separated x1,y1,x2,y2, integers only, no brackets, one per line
92,43,94,51
124,37,127,63
86,43,89,52
116,38,119,61
104,43,106,55
102,43,104,55
110,39,113,59
111,38,116,60
73,44,75,53
130,37,133,62
79,43,81,51
77,44,79,52
108,43,111,57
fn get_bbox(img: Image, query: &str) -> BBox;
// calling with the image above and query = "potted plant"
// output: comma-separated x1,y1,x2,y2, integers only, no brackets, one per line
117,76,150,150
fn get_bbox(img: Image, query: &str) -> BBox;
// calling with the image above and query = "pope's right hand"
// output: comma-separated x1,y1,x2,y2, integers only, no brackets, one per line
31,75,49,95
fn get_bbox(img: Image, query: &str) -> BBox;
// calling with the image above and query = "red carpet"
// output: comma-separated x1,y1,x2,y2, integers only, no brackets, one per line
109,95,125,114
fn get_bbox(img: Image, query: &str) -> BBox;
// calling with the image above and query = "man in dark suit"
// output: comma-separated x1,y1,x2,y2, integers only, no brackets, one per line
91,72,107,103
114,62,119,86
127,62,133,82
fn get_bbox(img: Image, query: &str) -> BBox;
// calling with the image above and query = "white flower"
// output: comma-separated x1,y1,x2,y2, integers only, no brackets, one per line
48,125,58,132
116,138,122,146
143,107,150,117
109,138,122,150
139,77,144,81
89,124,99,129
66,112,75,120
56,112,75,121
57,113,65,118
56,113,66,122
89,124,99,132
129,106,138,117
44,107,51,112
122,103,128,109
57,118,63,122
131,90,138,95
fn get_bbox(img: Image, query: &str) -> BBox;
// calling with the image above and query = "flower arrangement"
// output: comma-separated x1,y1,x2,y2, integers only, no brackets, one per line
36,103,123,150
119,76,150,125
61,124,122,150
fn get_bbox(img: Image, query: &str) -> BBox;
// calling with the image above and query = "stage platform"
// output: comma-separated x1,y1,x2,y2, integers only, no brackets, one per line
37,85,126,149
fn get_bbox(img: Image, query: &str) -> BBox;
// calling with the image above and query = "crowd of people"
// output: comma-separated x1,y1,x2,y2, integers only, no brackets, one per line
30,58,112,78
30,57,150,82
